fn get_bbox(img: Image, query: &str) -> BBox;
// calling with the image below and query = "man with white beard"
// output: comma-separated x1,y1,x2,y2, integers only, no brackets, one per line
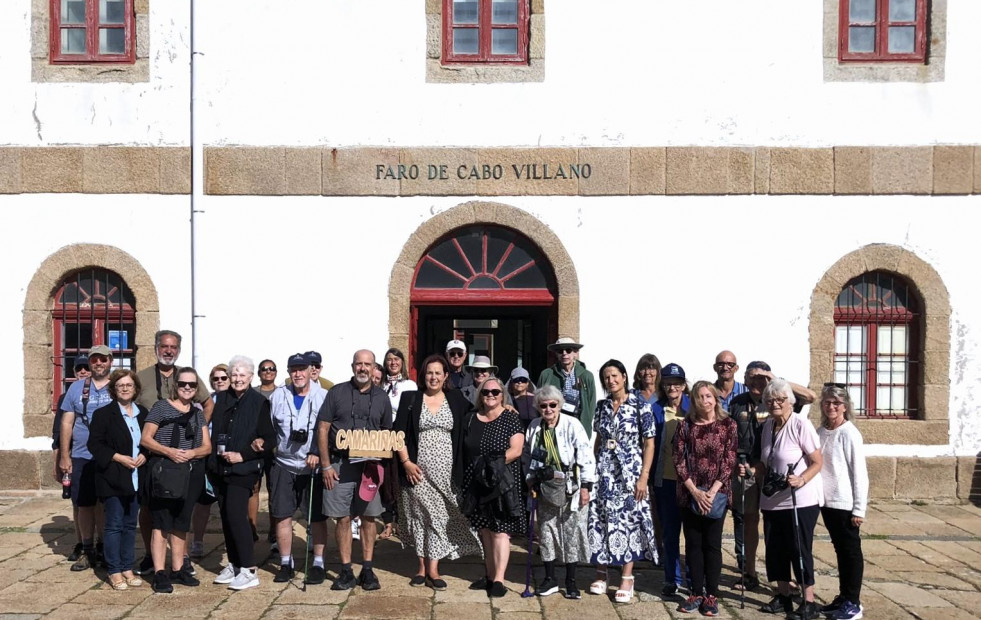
316,350,393,591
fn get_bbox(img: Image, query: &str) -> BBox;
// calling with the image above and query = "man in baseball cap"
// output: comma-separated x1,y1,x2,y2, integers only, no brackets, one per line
445,340,473,390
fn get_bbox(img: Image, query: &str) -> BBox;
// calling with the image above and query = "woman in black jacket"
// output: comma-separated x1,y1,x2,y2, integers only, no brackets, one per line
87,369,148,590
208,355,275,591
393,354,482,590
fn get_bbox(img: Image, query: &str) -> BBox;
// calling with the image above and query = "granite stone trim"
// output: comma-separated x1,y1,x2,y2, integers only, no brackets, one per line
31,0,151,83
808,244,951,444
426,0,545,84
0,147,189,194
823,0,947,83
388,199,579,353
199,146,978,197
22,244,159,439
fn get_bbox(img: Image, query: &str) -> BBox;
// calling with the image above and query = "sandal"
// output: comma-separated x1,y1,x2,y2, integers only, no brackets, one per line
733,572,759,591
588,569,608,595
614,575,635,603
379,523,395,540
108,575,128,591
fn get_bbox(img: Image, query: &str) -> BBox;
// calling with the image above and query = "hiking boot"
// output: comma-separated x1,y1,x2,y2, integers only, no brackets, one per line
331,567,356,591
273,563,294,583
358,567,380,591
67,542,83,562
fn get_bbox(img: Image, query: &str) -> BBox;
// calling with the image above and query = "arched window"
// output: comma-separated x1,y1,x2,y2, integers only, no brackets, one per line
52,268,136,410
833,271,921,418
412,225,555,303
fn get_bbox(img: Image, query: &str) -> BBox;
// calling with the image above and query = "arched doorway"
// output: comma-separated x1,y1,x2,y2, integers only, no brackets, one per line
410,225,558,380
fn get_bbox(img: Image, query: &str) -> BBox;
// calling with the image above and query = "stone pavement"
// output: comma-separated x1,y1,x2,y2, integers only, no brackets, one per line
0,491,979,620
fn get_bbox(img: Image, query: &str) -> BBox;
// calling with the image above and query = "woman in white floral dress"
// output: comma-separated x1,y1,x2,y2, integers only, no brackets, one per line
587,359,658,603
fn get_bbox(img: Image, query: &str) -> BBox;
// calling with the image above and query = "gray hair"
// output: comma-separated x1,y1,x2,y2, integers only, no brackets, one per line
762,378,796,405
820,384,854,427
533,385,565,410
227,354,255,375
155,330,182,348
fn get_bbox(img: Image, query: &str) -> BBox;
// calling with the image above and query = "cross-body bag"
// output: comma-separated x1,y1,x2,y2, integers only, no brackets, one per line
536,426,569,508
684,419,728,519
149,412,195,500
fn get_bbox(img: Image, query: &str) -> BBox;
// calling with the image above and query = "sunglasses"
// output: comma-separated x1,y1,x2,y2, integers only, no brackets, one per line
259,366,276,373
447,350,465,357
715,362,736,369
539,401,559,409
511,377,529,384
211,375,228,382
481,389,502,397
824,382,847,388
558,348,577,354
75,365,89,372
176,381,198,389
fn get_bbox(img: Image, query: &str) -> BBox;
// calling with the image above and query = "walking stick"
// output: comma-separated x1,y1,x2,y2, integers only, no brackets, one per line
738,454,748,610
788,463,808,620
302,466,318,592
520,490,537,598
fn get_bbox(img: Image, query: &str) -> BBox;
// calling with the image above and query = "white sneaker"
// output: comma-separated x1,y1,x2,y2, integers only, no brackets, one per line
229,567,259,591
213,564,237,584
189,541,205,558
351,518,361,541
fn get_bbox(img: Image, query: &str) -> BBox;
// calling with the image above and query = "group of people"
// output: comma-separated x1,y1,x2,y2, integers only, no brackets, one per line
53,331,869,620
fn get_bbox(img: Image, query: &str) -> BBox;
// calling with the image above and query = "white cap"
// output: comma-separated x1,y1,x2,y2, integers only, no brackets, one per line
445,339,467,352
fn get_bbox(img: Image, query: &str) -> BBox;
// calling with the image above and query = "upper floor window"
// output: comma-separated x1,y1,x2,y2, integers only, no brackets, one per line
839,0,927,63
50,0,135,64
833,271,921,418
443,0,529,64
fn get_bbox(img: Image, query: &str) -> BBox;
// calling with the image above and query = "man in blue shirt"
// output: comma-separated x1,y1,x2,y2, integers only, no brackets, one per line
59,345,114,571
713,350,748,412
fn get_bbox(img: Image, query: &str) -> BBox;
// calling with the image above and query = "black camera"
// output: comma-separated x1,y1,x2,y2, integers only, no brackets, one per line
530,447,548,464
289,429,309,443
534,465,556,485
761,470,789,497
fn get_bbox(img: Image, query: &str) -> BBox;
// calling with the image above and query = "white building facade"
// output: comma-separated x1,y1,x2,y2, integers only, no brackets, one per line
0,0,978,499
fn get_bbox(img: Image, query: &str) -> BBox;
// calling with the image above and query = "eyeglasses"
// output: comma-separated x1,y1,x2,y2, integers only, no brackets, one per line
115,382,135,390
447,350,465,357
211,375,228,382
824,382,846,389
715,362,737,369
75,365,89,372
558,348,577,354
89,355,110,363
765,397,788,407
822,400,846,408
511,377,529,384
539,401,559,409
259,366,276,373
663,382,685,390
312,364,322,369
481,389,502,397
177,381,198,389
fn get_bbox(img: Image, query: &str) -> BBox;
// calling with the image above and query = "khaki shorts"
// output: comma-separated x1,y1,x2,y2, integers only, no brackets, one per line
322,458,384,519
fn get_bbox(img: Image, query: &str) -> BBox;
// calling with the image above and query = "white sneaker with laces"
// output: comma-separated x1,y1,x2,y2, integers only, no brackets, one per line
213,564,237,584
229,567,259,591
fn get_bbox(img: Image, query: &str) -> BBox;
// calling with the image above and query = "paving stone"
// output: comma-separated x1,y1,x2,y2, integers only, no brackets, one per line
274,581,350,605
495,613,543,620
904,608,979,620
933,589,981,610
263,605,340,620
540,592,621,619
337,594,431,619
616,600,672,619
0,580,93,613
127,590,223,617
866,581,952,607
867,554,944,572
849,588,915,620
44,603,131,620
434,601,493,620
891,570,975,589
921,541,981,566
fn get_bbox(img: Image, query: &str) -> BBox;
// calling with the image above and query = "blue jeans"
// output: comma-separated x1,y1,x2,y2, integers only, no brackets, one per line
654,480,685,587
103,494,139,575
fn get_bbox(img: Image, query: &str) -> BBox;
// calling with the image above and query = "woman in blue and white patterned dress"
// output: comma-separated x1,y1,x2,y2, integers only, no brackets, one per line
587,359,658,604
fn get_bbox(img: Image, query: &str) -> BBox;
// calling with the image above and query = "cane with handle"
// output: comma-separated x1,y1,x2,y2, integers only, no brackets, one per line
788,463,808,620
738,454,748,610
520,490,538,598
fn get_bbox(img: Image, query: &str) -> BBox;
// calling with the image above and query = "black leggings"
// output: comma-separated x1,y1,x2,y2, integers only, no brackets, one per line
762,505,819,586
216,478,257,568
822,507,864,605
681,508,726,597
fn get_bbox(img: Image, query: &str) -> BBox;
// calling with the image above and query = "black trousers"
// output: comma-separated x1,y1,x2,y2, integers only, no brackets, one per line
215,478,257,568
821,507,864,605
762,505,819,586
681,507,726,597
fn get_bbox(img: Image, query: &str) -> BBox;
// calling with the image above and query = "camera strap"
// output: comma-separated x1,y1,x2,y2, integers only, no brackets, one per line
766,419,806,474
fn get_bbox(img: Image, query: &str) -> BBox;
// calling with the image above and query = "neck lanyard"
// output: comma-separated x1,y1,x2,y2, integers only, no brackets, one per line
289,387,315,435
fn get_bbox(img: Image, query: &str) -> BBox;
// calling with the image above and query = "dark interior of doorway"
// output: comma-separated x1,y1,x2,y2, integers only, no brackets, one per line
415,305,554,382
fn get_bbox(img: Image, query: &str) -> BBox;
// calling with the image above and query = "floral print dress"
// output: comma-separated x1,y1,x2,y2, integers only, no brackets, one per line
587,392,659,566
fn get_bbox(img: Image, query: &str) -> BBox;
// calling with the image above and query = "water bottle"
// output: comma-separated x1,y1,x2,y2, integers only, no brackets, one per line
61,472,71,499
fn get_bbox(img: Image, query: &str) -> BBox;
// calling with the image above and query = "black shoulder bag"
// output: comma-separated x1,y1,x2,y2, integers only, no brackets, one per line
150,413,194,500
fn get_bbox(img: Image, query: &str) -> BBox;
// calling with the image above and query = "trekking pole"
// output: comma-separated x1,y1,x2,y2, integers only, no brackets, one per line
520,490,537,598
788,463,808,620
303,466,318,592
738,454,748,610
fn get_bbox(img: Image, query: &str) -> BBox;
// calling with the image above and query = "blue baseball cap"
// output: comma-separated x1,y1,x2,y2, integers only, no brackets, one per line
287,353,310,369
73,354,89,369
662,363,686,380
304,350,323,365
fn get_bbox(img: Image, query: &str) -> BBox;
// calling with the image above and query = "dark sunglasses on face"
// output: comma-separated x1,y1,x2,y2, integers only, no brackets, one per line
540,402,559,409
558,348,577,354
259,366,276,373
824,382,846,388
75,365,89,372
512,377,529,384
448,350,465,357
211,375,228,382
481,389,502,396
715,362,736,369
177,381,198,389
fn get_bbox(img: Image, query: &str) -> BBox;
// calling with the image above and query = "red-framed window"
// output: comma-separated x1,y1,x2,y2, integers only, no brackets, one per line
52,268,136,411
442,0,529,65
833,271,921,419
50,0,136,64
839,0,927,63
411,225,556,305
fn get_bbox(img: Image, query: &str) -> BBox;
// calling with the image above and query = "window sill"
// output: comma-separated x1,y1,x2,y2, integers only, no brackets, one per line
426,58,543,83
